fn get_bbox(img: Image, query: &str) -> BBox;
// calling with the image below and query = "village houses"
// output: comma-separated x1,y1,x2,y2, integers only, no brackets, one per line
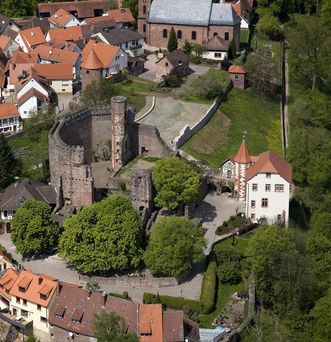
0,103,22,134
15,27,47,52
48,9,80,29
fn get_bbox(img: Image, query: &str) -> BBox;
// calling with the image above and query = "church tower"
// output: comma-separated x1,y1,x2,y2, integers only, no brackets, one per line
233,139,251,201
137,0,151,42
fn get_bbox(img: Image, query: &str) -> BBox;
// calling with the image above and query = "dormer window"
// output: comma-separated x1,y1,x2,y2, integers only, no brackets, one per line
71,308,84,324
55,304,66,319
17,277,32,293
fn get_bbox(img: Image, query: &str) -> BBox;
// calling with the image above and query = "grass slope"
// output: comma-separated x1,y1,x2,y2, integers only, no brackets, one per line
182,88,281,169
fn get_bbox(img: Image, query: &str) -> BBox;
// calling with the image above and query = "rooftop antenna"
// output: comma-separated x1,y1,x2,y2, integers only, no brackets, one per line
242,131,247,143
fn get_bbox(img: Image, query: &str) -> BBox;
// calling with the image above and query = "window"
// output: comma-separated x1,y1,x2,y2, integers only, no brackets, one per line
275,184,284,192
177,30,182,39
143,5,146,14
21,309,28,317
213,32,218,36
16,297,20,304
143,24,146,33
192,31,197,40
227,170,232,178
234,75,239,79
224,32,229,40
251,200,256,208
277,214,282,222
23,299,27,306
214,53,223,58
40,316,47,323
266,173,271,178
252,183,258,191
62,81,69,87
37,304,41,311
261,198,268,208
265,184,271,192
163,29,168,38
251,213,255,220
86,70,89,74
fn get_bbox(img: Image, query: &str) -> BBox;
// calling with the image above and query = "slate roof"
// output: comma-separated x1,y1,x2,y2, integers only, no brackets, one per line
164,49,189,68
15,18,50,34
0,179,56,211
98,28,143,45
0,14,11,34
149,0,214,26
210,3,242,26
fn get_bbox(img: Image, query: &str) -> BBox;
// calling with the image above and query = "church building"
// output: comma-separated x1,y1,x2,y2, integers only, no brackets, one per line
220,141,292,226
138,0,241,52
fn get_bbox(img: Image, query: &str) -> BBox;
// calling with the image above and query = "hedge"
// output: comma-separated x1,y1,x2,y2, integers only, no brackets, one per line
200,261,217,314
143,293,203,314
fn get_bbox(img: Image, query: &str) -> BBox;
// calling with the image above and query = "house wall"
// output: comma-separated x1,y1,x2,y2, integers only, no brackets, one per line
246,173,290,226
106,49,128,75
120,38,144,57
220,160,234,178
49,325,97,342
50,79,73,94
2,22,20,35
202,50,228,61
19,96,38,119
15,34,29,52
0,117,22,133
3,39,19,58
230,73,245,89
17,79,48,98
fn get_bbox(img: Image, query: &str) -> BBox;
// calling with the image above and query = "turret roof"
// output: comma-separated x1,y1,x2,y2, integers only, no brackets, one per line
233,141,251,163
81,48,103,70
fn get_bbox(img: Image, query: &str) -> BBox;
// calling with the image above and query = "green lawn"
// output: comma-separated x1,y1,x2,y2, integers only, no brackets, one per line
213,234,254,254
182,88,281,169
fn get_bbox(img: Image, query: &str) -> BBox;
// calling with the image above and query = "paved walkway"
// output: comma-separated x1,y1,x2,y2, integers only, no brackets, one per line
0,193,243,302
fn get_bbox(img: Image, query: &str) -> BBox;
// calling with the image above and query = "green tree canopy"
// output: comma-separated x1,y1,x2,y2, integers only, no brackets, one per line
11,200,58,256
152,157,201,210
144,216,206,277
0,134,20,191
167,27,178,52
80,79,119,107
59,195,143,274
121,0,138,18
93,311,138,342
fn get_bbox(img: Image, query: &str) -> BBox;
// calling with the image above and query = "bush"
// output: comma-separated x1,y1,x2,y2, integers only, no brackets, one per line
219,261,242,285
215,248,242,266
200,261,217,314
122,291,129,299
216,214,250,235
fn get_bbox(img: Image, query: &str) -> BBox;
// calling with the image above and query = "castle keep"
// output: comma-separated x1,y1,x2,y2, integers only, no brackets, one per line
49,96,171,209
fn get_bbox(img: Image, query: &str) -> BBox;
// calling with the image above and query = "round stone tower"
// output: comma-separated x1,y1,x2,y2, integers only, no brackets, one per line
81,49,103,90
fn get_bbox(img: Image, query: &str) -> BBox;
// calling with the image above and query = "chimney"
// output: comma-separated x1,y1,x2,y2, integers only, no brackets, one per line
101,292,107,307
87,291,92,300
38,277,43,285
56,280,62,296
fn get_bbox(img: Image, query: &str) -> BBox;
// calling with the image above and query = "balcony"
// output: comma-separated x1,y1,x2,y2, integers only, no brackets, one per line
0,310,33,330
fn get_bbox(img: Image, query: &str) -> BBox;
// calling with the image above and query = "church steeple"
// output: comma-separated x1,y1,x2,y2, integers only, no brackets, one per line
233,136,251,164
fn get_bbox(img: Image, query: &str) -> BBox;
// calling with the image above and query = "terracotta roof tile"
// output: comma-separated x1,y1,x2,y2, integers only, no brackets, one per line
34,63,73,80
233,141,251,163
10,49,39,64
246,151,292,183
163,310,184,341
203,34,231,51
0,103,19,120
84,15,115,26
0,35,11,50
82,40,119,68
38,0,108,19
34,44,79,65
81,48,103,69
107,8,135,23
9,270,57,307
17,88,49,107
48,26,84,43
0,269,19,300
18,27,46,49
232,2,241,18
229,64,246,74
139,304,163,342
49,9,77,28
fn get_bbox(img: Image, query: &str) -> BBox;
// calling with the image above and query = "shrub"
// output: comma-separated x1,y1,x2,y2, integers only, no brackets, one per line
215,248,242,266
122,291,129,299
200,261,217,314
218,261,242,285
216,214,250,235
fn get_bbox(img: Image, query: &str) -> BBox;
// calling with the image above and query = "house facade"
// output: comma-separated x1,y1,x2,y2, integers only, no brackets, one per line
48,9,80,29
15,27,46,52
138,0,241,51
229,64,246,89
0,103,22,134
0,35,19,58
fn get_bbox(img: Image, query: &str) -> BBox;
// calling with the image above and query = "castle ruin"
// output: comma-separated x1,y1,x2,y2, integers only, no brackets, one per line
49,96,171,209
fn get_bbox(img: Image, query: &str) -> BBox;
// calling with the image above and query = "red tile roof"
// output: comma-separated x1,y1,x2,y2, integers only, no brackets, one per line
9,270,57,307
18,27,46,49
232,2,241,18
139,304,164,342
17,88,49,106
49,9,77,28
34,62,73,80
82,40,120,68
0,35,11,50
163,310,184,342
0,103,19,119
0,269,19,300
233,141,251,163
34,44,79,65
48,26,84,43
10,49,39,65
229,65,246,74
107,8,134,23
246,151,292,183
81,48,103,69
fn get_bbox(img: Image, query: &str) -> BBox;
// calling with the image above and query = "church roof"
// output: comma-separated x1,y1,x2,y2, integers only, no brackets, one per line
149,0,214,27
210,3,242,26
81,48,103,70
233,141,251,163
246,151,292,183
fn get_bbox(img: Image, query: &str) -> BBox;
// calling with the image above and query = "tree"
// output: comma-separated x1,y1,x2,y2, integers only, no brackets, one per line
167,27,178,52
152,157,201,210
0,134,20,191
144,216,206,277
80,79,119,107
11,200,58,256
218,261,241,285
183,40,192,55
122,0,138,19
191,44,206,64
93,311,138,342
59,196,143,274
24,109,55,143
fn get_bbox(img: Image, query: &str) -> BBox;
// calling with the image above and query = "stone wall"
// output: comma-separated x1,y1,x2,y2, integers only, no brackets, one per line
138,124,173,157
173,81,233,149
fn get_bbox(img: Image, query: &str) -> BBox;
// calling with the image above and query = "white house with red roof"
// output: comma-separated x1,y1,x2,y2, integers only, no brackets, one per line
0,103,22,133
220,140,292,226
48,9,80,29
15,27,47,52
0,35,19,58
